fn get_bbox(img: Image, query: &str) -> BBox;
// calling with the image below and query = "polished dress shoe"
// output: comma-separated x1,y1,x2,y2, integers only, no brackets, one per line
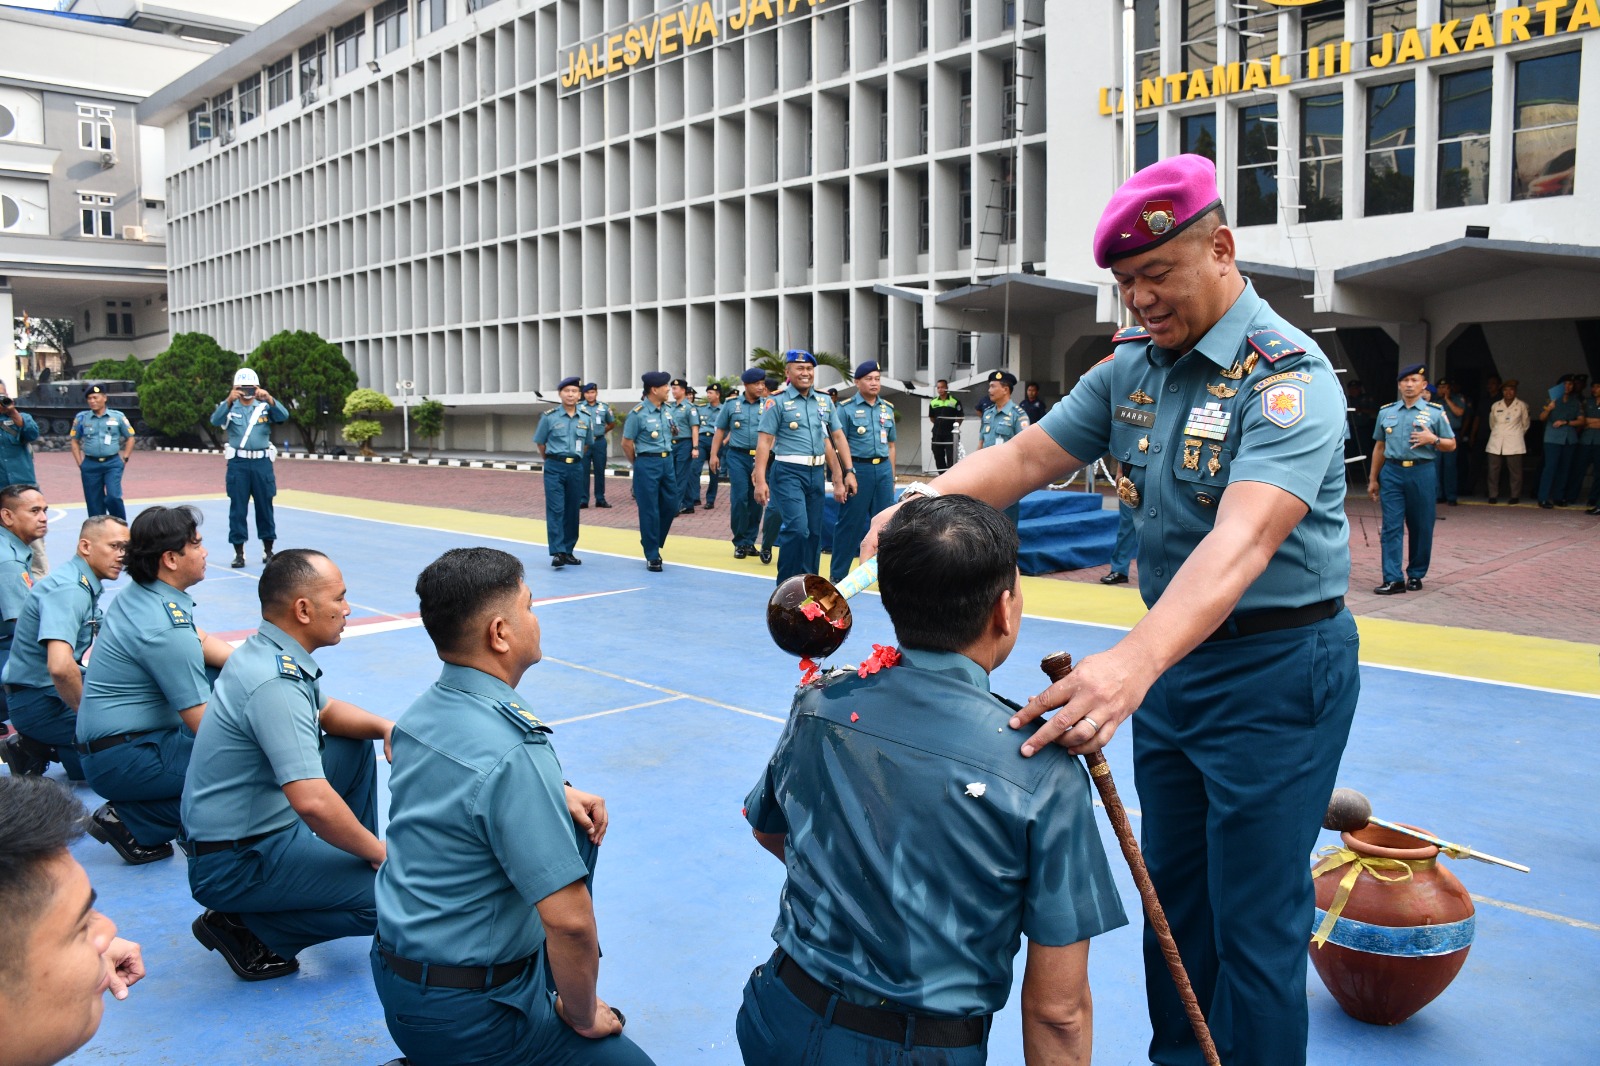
230,549,246,568
1487,497,1499,504
734,546,748,559
561,553,582,566
1588,505,1600,515
1539,501,1554,509
646,558,663,573
759,548,772,564
596,501,612,508
551,555,565,567
87,804,173,865
579,502,589,509
678,506,695,516
1508,497,1520,505
1373,581,1407,595
1099,572,1129,585
2,732,49,776
1406,577,1423,591
192,910,299,981
262,541,274,565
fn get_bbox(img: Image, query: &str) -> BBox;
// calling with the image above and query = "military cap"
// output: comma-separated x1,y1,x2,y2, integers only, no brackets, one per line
582,382,598,392
740,367,767,384
669,377,689,389
641,371,670,389
86,384,107,395
557,375,582,390
853,360,881,380
784,349,817,365
1397,363,1426,381
1092,154,1224,268
987,370,1018,389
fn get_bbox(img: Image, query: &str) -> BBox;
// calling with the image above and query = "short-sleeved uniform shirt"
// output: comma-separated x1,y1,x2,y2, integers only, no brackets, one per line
76,581,211,742
579,399,615,440
1373,398,1454,462
980,399,1030,447
836,395,896,460
377,665,587,967
697,402,722,445
1,554,101,690
622,399,673,455
716,394,767,451
0,527,36,653
1041,280,1350,611
532,407,591,458
667,399,701,443
1583,393,1600,445
1545,393,1584,445
180,621,325,842
745,648,1128,1016
210,398,289,451
758,388,843,456
70,409,135,458
0,413,40,486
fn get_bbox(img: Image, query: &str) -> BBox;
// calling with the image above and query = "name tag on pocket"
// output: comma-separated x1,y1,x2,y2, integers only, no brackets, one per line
1114,406,1156,429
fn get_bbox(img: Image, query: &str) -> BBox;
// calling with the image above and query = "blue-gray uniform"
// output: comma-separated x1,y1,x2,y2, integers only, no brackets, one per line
828,394,897,582
622,397,678,563
0,410,40,486
1,554,102,780
759,388,844,583
77,581,213,846
979,399,1031,525
534,405,591,560
373,665,654,1066
210,396,289,548
1040,282,1359,1066
717,393,768,552
0,526,35,725
180,621,378,960
692,402,721,507
71,406,135,520
580,397,616,505
1539,387,1584,506
1570,390,1600,509
1435,392,1467,503
668,396,701,510
739,648,1127,1063
1373,395,1453,585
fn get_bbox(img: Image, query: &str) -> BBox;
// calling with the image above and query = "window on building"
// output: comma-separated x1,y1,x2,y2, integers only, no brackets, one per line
1513,50,1579,200
466,0,500,11
1299,92,1343,221
917,307,930,371
1238,4,1276,64
999,155,1017,242
842,185,851,263
954,330,972,368
1134,0,1160,83
210,91,234,142
77,104,114,152
1365,79,1416,215
877,294,889,365
1003,1,1016,30
879,176,890,258
107,308,133,336
1300,0,1344,57
1237,102,1278,226
959,0,972,41
917,170,930,253
333,15,366,77
187,103,212,148
374,0,409,56
1367,0,1416,43
1181,0,1217,71
842,297,852,358
918,78,929,154
879,0,888,61
1441,1,1495,46
842,98,851,168
237,74,261,123
808,204,815,267
917,0,929,50
1181,112,1216,160
1437,67,1491,208
879,93,889,161
958,162,972,249
419,0,447,35
300,36,327,97
1001,60,1017,139
79,192,114,237
266,57,294,109
958,68,972,147
1135,119,1158,171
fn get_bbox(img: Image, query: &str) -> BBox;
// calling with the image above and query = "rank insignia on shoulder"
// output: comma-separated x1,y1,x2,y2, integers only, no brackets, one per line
164,601,190,626
1246,330,1306,364
1112,325,1151,344
630,404,643,414
79,573,92,591
498,699,552,733
278,655,305,679
1428,401,1444,409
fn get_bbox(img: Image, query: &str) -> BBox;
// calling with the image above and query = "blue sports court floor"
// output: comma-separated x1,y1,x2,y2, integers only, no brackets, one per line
39,493,1598,1065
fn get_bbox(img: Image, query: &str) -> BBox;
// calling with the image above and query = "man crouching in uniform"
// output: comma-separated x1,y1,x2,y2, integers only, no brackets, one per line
181,549,393,981
373,547,655,1066
738,495,1127,1065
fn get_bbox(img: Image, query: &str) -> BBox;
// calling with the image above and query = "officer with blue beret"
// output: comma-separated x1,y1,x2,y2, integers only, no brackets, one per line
535,376,591,568
0,484,47,763
181,549,393,981
0,515,126,785
579,383,616,509
666,378,702,514
622,372,679,572
829,362,897,581
711,368,772,558
210,368,289,568
754,350,854,583
77,505,234,864
69,385,135,520
1368,364,1454,594
861,154,1360,1066
373,547,655,1066
978,370,1032,525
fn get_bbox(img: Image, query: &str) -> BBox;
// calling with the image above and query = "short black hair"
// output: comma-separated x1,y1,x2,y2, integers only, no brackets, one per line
416,547,526,655
877,495,1019,652
125,505,201,585
0,778,87,987
936,379,949,387
0,483,40,509
259,549,331,615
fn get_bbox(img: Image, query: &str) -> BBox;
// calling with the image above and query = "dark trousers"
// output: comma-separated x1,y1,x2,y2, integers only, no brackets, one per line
8,685,84,779
932,438,956,472
631,455,678,561
185,735,378,959
1540,442,1577,503
82,726,193,845
1436,447,1459,502
79,456,126,520
1135,611,1360,1066
760,497,781,552
829,461,895,583
1567,441,1600,506
225,457,277,545
1379,461,1436,583
543,459,584,556
726,450,759,549
586,442,609,504
672,439,696,509
770,462,825,584
1109,502,1136,575
687,445,717,505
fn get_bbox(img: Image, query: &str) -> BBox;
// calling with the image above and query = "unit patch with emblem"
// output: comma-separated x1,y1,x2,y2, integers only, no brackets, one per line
1261,383,1306,428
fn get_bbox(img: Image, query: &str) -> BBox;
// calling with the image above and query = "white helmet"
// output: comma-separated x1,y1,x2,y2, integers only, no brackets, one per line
234,368,259,388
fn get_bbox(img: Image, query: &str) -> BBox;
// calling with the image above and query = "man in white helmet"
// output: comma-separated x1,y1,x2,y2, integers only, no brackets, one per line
210,368,288,568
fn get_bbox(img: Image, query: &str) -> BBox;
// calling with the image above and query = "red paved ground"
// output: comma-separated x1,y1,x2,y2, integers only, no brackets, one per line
33,450,1598,643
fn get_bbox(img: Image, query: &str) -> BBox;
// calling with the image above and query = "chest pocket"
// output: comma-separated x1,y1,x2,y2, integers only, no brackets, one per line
1170,429,1235,531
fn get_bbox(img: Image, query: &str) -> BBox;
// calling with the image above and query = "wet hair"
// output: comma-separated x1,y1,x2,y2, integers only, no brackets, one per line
259,549,331,615
125,505,201,584
877,495,1018,652
416,547,526,655
0,778,87,987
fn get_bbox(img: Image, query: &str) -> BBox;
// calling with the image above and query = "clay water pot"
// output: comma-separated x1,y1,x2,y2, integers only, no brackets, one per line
1309,822,1476,1025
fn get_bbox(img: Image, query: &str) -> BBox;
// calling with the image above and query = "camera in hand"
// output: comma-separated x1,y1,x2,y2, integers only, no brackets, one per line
239,385,257,398
0,396,12,408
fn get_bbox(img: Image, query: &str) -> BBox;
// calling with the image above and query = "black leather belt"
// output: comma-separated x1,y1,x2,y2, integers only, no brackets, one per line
774,951,985,1049
85,455,119,463
75,729,155,755
864,457,886,464
640,452,670,458
381,947,535,990
181,831,271,857
1205,597,1343,643
548,456,580,463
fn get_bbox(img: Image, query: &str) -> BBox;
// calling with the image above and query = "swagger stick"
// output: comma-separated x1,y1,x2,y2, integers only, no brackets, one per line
1040,652,1221,1066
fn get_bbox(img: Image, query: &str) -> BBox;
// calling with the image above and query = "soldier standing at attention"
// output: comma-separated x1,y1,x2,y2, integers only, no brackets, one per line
829,361,897,582
710,369,771,559
579,383,615,509
1368,364,1454,594
929,379,964,472
978,371,1032,525
695,384,724,511
69,385,135,521
0,484,47,765
211,368,289,569
667,378,701,515
754,350,854,584
534,376,591,569
622,372,678,573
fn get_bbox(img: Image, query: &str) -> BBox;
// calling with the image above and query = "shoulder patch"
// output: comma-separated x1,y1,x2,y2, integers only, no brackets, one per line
493,698,552,735
277,654,308,680
1261,383,1307,428
1246,330,1306,364
163,600,192,627
1112,325,1151,343
630,404,643,414
1252,370,1314,394
79,573,92,591
1428,401,1444,409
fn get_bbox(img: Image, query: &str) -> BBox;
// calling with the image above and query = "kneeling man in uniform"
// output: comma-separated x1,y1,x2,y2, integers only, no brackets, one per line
739,495,1127,1064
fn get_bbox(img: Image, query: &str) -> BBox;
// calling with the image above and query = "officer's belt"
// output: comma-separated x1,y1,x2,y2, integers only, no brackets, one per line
774,950,985,1049
380,946,536,990
773,454,827,467
861,457,886,465
637,451,670,458
547,455,580,463
1396,459,1431,467
230,449,269,460
1204,597,1343,644
178,830,274,857
75,729,156,755
84,455,119,463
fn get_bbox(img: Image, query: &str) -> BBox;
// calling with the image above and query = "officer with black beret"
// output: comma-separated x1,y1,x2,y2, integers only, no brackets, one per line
534,376,591,568
622,373,679,571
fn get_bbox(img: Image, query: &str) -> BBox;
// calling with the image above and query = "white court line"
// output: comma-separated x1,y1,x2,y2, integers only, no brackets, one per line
1469,894,1600,932
544,656,785,723
545,696,678,727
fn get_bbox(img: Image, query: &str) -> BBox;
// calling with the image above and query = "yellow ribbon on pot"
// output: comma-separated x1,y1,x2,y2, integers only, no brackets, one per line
1309,846,1414,948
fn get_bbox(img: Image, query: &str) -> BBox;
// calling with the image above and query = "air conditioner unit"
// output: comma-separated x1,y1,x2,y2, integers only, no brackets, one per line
122,225,147,242
300,88,319,106
98,150,118,168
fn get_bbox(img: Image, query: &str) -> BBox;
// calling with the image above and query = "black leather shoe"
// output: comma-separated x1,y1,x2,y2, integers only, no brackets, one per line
551,555,566,567
1406,577,1423,591
2,732,49,776
579,502,589,509
1588,505,1600,515
1487,497,1499,504
230,549,246,568
262,541,274,565
1099,572,1129,585
1509,497,1520,505
705,502,715,510
562,553,582,566
1373,581,1407,595
192,911,299,981
734,546,748,559
87,804,173,865
1540,501,1554,509
759,548,772,564
596,501,612,508
678,506,695,516
646,558,663,572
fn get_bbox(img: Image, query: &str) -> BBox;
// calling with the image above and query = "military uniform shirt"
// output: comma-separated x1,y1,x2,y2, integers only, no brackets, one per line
1,554,101,690
758,389,843,455
70,409,135,457
76,581,211,742
532,407,591,457
1373,398,1454,462
210,398,289,451
376,664,587,967
579,399,615,438
0,527,35,650
837,396,896,460
0,413,40,485
698,402,722,444
1041,280,1350,611
1582,396,1600,445
667,399,701,442
980,400,1030,447
717,396,768,451
746,648,1126,1016
1544,394,1584,445
622,399,673,454
180,621,325,841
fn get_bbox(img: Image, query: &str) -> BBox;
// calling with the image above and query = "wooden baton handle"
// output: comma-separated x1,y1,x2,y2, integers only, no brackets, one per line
1040,652,1221,1066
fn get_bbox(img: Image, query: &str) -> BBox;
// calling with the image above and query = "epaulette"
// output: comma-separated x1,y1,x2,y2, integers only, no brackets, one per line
1378,400,1399,409
78,573,92,592
1428,401,1444,409
162,599,193,628
1094,352,1116,367
276,653,310,681
630,404,644,414
1112,325,1151,344
1246,330,1306,364
492,697,552,735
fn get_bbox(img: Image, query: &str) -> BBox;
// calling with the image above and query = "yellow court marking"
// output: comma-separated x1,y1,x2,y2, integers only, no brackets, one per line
277,489,1599,697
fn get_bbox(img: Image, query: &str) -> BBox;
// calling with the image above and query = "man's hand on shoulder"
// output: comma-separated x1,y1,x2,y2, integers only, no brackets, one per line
1010,648,1151,757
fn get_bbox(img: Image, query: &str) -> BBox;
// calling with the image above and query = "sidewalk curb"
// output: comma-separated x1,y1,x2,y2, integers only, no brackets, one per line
152,446,621,475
